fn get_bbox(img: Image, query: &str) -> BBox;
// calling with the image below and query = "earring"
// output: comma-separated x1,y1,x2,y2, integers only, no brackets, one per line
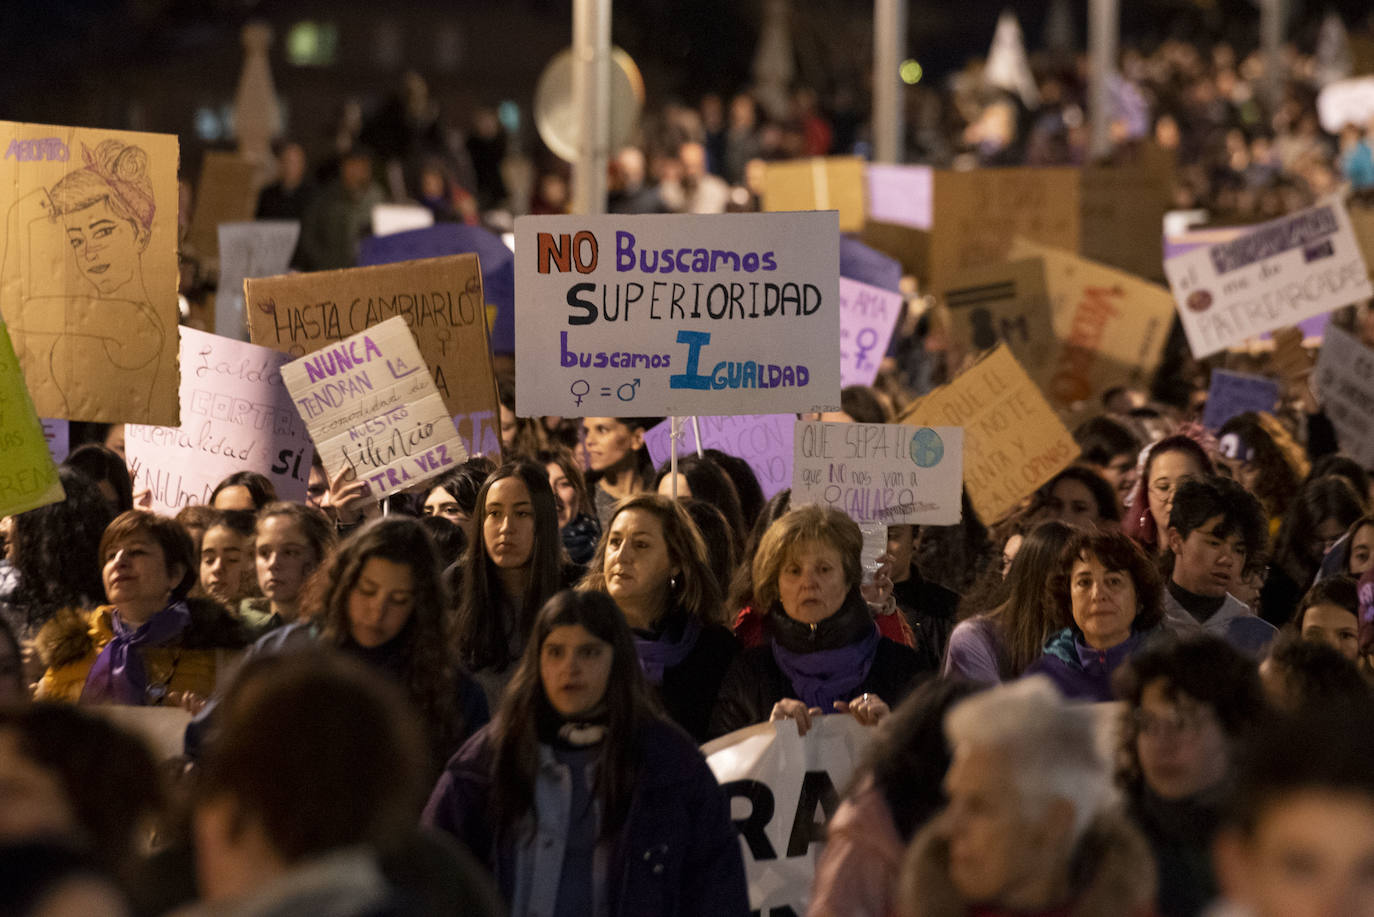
669,575,679,590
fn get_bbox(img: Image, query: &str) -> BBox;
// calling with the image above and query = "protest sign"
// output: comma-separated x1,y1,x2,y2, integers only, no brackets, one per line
1202,370,1281,431
1316,76,1374,133
643,414,794,499
246,254,502,459
216,221,299,341
1314,325,1374,467
1079,147,1173,282
188,151,258,261
0,322,64,517
281,316,469,501
1012,241,1176,410
41,419,69,464
865,163,933,230
791,421,964,525
124,327,312,515
372,203,434,238
838,278,901,388
513,212,841,417
761,156,866,232
941,257,1057,386
1164,198,1373,358
703,716,874,917
900,343,1079,523
839,235,902,293
0,120,180,424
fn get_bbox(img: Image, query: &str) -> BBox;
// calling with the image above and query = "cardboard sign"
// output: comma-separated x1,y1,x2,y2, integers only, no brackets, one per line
761,157,866,232
188,151,258,260
41,418,69,464
1164,198,1373,358
791,421,964,525
0,121,180,424
216,221,300,341
245,254,502,459
703,717,874,917
1014,241,1176,409
514,212,841,417
941,258,1057,385
281,316,468,500
0,323,65,517
372,203,434,238
900,343,1079,523
865,163,933,230
838,278,901,388
1314,325,1374,467
642,414,794,500
1079,148,1173,282
124,327,313,515
1202,370,1281,431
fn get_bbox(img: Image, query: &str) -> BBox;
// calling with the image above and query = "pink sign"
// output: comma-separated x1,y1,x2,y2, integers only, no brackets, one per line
866,164,934,229
839,277,902,388
643,414,794,499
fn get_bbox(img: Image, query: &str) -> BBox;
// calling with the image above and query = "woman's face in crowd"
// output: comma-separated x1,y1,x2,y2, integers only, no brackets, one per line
483,477,535,570
1044,477,1102,528
346,557,415,648
1135,680,1230,800
1098,452,1138,506
1001,533,1024,577
211,485,255,512
1068,553,1137,651
199,525,254,606
103,536,178,612
103,425,126,459
778,539,849,625
604,509,676,611
1351,524,1374,578
546,463,578,528
1148,449,1204,534
64,198,143,296
1302,603,1361,661
540,624,613,717
255,516,318,607
582,418,640,473
422,486,466,526
305,465,328,509
0,728,78,842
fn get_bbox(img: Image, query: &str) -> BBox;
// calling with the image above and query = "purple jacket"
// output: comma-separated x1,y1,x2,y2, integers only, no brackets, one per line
422,718,749,917
1023,628,1147,702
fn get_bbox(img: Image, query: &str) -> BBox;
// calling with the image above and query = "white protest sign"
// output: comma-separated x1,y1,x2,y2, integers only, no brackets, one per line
1317,76,1374,133
281,315,468,501
1164,198,1373,358
838,277,902,389
703,716,874,917
1314,325,1374,467
514,212,841,416
372,203,435,237
643,413,795,499
123,327,312,515
216,221,300,341
791,421,964,525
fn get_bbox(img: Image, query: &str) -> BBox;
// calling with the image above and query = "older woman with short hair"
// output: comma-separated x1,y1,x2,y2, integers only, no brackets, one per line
709,506,928,738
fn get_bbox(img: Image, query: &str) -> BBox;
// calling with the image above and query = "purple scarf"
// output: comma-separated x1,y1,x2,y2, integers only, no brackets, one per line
81,601,191,705
634,615,702,685
770,624,881,712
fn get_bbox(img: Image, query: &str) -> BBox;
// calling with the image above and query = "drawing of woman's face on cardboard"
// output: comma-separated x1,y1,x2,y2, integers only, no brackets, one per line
47,140,155,300
63,196,149,295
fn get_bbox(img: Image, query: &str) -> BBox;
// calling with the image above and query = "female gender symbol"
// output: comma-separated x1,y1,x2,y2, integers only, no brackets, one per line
570,379,590,406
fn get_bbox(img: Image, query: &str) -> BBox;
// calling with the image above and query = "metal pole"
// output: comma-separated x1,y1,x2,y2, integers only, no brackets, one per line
572,0,611,215
1088,0,1119,160
872,0,906,163
670,416,680,499
1260,0,1286,112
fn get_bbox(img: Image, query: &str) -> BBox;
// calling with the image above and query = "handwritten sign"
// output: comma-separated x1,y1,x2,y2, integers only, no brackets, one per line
41,419,69,464
643,414,794,500
1314,325,1374,467
281,316,468,500
124,327,312,515
865,164,933,230
900,343,1078,523
216,221,300,341
942,258,1057,386
514,212,841,417
791,421,964,525
245,254,502,460
838,278,901,388
0,323,64,517
761,157,866,232
0,120,180,424
1164,198,1373,358
1202,370,1281,431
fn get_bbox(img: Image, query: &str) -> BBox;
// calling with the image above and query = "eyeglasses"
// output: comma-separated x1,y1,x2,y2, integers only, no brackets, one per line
1132,707,1212,739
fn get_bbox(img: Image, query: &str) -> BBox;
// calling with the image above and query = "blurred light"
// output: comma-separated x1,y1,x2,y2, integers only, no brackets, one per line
193,107,223,142
498,101,520,134
900,59,923,85
286,21,339,67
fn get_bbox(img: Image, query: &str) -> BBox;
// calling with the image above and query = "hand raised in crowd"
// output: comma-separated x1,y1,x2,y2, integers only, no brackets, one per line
324,464,379,527
770,698,823,736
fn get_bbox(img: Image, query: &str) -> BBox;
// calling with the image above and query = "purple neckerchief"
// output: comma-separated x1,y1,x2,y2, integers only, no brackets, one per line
81,601,191,705
634,615,702,686
770,623,881,712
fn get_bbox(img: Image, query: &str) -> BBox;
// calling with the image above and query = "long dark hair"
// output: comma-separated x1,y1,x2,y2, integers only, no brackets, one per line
983,520,1077,678
454,461,565,672
7,467,112,632
489,590,661,839
1273,477,1364,581
305,517,459,765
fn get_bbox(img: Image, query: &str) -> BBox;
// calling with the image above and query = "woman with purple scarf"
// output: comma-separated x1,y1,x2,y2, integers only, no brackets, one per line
709,506,928,739
35,510,246,707
579,494,738,743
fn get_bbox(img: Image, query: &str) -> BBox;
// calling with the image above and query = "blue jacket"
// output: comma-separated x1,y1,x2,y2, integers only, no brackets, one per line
1024,627,1147,702
422,718,750,917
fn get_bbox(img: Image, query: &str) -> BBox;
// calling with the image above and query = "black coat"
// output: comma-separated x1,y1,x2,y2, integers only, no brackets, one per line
654,622,740,744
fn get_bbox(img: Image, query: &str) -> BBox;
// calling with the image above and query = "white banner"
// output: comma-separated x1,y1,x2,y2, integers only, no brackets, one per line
1164,198,1372,358
703,717,874,917
1314,325,1374,467
514,212,841,416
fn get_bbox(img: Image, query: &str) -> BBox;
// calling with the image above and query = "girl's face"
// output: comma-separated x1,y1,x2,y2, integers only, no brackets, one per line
346,557,415,648
582,418,641,473
483,477,536,570
604,509,676,612
255,515,319,606
546,463,577,528
1350,524,1374,578
64,198,144,296
200,525,255,606
103,536,179,613
1044,477,1102,528
423,486,466,526
1135,680,1230,800
540,624,613,717
1301,603,1361,661
1147,449,1204,535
